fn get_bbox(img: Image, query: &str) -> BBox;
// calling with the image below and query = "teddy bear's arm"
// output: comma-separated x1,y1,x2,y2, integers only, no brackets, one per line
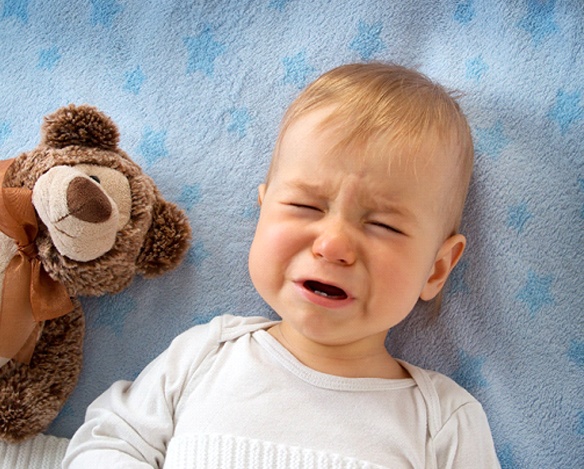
136,197,192,278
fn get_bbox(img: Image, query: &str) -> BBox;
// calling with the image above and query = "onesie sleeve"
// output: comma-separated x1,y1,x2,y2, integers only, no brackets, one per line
62,317,225,469
433,401,501,469
399,361,501,469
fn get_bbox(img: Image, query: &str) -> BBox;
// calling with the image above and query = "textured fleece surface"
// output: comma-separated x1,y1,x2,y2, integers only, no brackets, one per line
0,1,582,468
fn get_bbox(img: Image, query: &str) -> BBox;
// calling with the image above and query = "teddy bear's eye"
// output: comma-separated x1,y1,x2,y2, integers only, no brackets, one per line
89,175,101,184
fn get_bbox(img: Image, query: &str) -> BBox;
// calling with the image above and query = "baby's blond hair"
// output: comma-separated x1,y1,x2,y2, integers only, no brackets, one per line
267,62,474,235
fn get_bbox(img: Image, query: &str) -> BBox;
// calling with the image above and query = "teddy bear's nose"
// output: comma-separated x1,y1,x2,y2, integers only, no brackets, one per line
67,177,113,223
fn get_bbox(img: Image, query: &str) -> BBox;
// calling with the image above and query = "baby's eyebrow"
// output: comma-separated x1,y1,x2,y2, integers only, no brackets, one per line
283,180,328,197
370,201,415,220
359,192,419,222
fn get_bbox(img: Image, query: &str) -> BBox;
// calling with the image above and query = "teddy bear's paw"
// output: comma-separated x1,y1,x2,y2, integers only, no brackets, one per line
137,198,192,277
0,309,84,443
0,380,61,443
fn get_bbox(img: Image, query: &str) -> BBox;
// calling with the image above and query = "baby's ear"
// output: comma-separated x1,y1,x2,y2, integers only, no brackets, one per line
420,234,466,301
136,197,192,277
257,184,266,205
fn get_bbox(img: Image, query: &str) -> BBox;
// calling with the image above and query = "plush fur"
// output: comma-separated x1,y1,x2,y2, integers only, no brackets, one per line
0,105,191,442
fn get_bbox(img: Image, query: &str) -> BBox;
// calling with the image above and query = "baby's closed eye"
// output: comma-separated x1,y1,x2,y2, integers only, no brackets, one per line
367,220,404,235
289,203,322,211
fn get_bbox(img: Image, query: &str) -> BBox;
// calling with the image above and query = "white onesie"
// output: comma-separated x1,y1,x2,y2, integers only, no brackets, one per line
63,315,500,468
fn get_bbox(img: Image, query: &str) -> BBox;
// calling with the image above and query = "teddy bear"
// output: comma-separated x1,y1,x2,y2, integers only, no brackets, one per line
0,104,192,443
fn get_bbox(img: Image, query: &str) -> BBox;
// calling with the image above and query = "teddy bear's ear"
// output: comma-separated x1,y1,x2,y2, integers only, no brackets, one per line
41,104,120,150
136,198,192,277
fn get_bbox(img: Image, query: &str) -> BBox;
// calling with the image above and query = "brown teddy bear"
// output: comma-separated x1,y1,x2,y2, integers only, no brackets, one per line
0,104,192,442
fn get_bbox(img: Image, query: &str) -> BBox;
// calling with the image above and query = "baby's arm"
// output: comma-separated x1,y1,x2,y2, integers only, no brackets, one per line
63,351,177,468
63,319,221,468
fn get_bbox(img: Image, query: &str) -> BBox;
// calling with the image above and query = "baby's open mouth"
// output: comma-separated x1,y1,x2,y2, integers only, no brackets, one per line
303,280,348,300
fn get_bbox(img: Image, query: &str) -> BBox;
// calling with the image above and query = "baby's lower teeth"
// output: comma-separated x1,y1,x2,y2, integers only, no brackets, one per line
315,290,336,298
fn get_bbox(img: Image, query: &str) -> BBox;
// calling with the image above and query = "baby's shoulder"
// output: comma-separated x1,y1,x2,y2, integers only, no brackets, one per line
398,360,484,433
154,315,277,381
217,314,279,341
170,314,276,351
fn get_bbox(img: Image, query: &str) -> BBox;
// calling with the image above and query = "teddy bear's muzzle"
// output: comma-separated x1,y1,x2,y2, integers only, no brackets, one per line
32,166,124,262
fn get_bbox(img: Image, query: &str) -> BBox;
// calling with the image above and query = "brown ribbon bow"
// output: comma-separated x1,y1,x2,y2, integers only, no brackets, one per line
0,158,74,364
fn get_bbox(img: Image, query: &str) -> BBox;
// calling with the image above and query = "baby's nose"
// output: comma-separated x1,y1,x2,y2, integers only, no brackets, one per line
312,220,356,265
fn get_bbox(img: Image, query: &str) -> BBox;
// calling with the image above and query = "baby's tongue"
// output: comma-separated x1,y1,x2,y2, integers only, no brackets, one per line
304,280,347,299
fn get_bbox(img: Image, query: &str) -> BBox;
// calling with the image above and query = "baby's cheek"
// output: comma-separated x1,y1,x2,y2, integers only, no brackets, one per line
373,253,426,297
249,224,290,283
261,219,304,255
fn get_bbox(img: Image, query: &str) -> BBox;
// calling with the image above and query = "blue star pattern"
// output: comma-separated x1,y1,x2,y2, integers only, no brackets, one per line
0,3,579,465
90,0,123,28
90,293,136,336
474,120,509,160
349,20,385,61
269,0,291,12
466,56,488,82
124,67,146,94
0,121,11,147
227,107,251,138
547,89,583,135
139,128,169,166
497,443,521,469
188,240,210,267
507,202,532,234
37,46,61,71
241,202,260,220
568,340,584,367
1,0,29,23
282,51,315,89
516,270,554,315
517,0,558,46
184,25,226,76
179,183,202,210
454,0,475,24
451,349,488,394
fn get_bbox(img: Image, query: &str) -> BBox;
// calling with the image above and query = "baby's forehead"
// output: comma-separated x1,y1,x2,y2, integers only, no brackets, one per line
271,103,466,187
302,101,460,150
320,118,460,173
282,113,457,187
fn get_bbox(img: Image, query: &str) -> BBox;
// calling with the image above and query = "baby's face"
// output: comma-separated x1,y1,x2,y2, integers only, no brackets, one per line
249,107,461,352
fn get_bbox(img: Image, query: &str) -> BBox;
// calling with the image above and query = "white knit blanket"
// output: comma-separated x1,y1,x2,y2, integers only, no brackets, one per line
0,434,69,469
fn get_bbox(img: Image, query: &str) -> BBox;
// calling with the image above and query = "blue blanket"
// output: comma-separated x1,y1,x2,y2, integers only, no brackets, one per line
1,1,582,467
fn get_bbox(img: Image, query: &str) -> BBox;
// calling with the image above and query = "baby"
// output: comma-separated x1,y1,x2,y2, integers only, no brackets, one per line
64,63,500,468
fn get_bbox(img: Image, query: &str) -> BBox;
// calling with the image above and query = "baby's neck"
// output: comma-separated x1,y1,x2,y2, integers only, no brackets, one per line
268,324,410,380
